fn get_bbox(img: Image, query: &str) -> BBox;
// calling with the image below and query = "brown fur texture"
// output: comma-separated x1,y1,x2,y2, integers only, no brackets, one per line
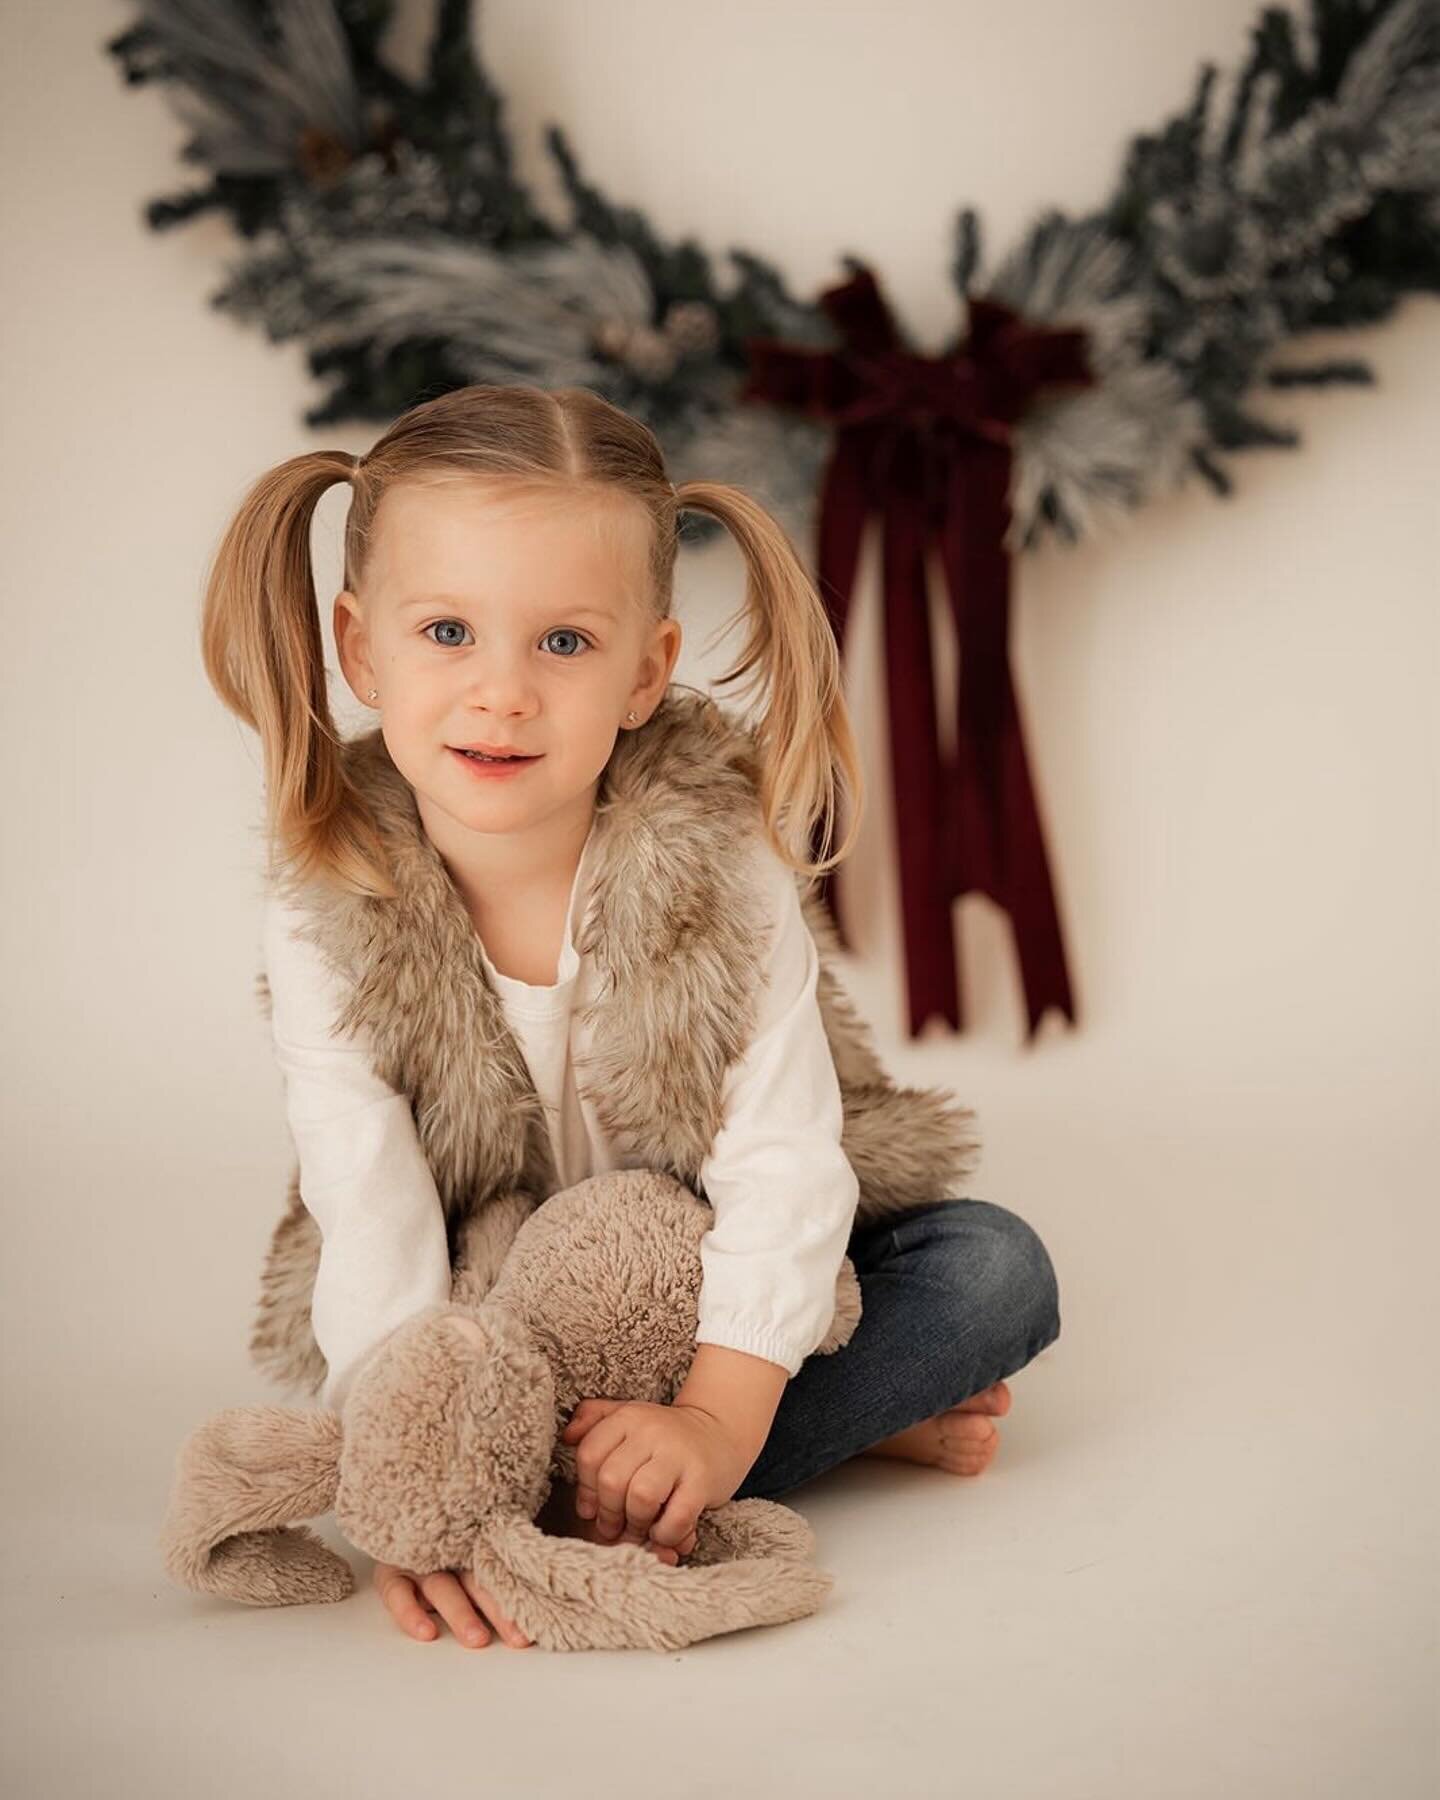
250,686,981,1398
164,1169,842,1650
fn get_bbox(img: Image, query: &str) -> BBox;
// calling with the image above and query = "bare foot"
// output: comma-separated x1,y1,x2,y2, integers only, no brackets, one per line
535,1478,685,1564
858,1379,1013,1476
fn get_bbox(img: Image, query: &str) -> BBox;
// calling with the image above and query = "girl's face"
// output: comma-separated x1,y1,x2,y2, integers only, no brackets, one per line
334,477,680,851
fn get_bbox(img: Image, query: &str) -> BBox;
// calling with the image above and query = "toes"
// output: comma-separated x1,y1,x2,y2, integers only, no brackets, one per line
938,1419,1000,1475
941,1413,998,1447
942,1446,997,1475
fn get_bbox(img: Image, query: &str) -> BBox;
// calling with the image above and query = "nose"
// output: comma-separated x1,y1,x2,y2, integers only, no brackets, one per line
460,646,540,719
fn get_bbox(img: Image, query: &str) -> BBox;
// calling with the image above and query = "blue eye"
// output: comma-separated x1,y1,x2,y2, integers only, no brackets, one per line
542,627,593,658
421,620,593,657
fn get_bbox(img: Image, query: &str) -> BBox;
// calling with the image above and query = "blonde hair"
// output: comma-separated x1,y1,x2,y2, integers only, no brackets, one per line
200,382,864,901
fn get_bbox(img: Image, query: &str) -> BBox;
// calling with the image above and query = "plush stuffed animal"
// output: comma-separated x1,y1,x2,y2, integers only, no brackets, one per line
159,1167,864,1651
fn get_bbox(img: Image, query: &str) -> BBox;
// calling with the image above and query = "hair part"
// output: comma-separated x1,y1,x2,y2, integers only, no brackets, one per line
200,383,864,901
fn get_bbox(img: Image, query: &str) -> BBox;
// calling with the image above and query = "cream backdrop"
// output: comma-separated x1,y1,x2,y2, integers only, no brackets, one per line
2,3,1436,1797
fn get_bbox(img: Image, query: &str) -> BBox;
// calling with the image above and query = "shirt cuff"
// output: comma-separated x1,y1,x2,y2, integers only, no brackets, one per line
693,1312,811,1378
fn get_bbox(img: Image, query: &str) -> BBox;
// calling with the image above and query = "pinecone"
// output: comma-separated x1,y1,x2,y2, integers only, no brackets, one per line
296,126,355,190
662,300,720,358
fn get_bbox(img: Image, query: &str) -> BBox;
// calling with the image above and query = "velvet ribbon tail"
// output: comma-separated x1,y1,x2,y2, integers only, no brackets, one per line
938,441,1077,1043
808,429,1075,1040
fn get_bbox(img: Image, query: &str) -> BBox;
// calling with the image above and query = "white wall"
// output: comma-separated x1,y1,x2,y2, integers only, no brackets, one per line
4,0,1436,1470
4,5,1438,1791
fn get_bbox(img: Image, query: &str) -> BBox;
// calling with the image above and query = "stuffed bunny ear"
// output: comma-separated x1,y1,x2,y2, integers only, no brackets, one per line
468,1502,834,1652
160,1405,353,1606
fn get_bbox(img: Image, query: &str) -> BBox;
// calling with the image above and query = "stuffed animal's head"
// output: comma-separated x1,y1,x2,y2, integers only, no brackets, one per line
334,1306,554,1573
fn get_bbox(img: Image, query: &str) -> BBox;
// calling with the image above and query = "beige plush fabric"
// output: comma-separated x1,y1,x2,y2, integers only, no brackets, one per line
162,1168,856,1651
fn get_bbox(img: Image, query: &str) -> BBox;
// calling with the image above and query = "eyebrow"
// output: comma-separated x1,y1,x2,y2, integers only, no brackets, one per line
395,594,618,621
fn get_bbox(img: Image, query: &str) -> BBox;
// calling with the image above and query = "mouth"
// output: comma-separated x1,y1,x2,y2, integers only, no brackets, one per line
450,746,542,776
452,746,539,761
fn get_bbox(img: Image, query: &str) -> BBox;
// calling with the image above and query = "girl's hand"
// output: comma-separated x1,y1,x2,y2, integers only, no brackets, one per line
373,1519,699,1647
562,1397,753,1553
373,1561,534,1650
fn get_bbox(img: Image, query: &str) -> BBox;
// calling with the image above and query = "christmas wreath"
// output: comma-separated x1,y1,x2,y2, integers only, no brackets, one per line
108,0,1440,1040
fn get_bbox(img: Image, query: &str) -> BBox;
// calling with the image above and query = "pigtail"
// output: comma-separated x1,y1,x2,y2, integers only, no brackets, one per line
199,450,398,901
677,482,865,889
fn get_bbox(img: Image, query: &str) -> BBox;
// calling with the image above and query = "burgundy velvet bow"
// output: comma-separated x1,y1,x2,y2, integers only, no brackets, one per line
741,265,1093,1041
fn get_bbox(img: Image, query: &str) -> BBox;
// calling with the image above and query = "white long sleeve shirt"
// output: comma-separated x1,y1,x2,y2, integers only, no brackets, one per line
259,820,860,1411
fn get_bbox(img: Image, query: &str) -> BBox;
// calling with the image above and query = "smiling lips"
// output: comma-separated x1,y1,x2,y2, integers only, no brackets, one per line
451,746,541,777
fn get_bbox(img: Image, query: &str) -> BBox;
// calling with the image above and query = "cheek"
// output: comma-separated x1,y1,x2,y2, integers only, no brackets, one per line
383,645,448,691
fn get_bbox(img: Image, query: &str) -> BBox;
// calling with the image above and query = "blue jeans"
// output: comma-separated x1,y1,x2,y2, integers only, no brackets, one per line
731,1198,1061,1501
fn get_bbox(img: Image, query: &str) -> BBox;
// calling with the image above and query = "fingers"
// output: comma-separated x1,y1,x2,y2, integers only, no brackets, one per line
567,1403,703,1555
561,1396,620,1444
572,1413,646,1537
372,1562,532,1649
620,1461,680,1546
642,1524,698,1563
645,1482,703,1551
586,1444,671,1545
374,1561,440,1642
419,1570,497,1648
455,1569,533,1649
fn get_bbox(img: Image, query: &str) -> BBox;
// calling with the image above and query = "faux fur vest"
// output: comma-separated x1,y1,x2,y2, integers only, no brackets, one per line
250,686,981,1397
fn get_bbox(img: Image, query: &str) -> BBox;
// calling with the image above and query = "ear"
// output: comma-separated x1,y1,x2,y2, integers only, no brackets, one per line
331,589,376,709
627,616,683,720
465,1500,834,1653
160,1405,352,1607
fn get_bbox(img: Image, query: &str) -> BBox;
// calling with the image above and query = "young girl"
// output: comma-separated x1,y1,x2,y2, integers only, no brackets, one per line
201,383,1061,1650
